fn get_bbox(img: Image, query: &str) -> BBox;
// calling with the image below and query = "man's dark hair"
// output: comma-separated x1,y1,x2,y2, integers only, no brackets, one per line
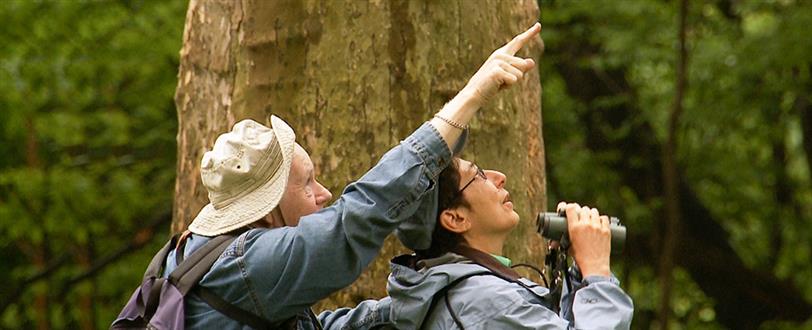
415,158,469,259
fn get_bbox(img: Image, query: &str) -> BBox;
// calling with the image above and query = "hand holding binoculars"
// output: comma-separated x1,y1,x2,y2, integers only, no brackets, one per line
537,212,626,254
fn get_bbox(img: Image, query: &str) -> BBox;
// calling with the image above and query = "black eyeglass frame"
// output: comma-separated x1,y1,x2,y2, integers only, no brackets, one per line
458,166,486,195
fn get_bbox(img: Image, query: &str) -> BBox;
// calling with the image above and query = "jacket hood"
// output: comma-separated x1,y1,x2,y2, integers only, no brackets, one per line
386,253,491,330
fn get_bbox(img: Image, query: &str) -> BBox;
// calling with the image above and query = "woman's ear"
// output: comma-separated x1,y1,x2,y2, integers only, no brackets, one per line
439,209,470,234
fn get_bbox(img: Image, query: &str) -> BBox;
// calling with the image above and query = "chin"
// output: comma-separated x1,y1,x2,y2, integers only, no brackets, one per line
511,217,520,227
506,212,520,228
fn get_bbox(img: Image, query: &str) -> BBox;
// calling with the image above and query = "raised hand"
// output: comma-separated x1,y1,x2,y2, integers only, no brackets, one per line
430,22,542,151
462,22,541,107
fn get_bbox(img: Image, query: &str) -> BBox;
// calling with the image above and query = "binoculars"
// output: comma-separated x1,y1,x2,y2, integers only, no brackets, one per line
536,212,626,254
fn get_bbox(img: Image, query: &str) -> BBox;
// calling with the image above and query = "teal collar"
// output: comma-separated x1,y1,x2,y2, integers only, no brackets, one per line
490,254,512,267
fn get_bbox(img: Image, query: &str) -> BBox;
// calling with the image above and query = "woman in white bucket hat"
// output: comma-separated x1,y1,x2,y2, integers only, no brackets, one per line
187,115,339,236
128,23,541,330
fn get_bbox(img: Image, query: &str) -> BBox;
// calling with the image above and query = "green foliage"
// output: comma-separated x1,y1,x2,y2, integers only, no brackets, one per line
541,0,812,328
0,0,185,328
2,0,811,328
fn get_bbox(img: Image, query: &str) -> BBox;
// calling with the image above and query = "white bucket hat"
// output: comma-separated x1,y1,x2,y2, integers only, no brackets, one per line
188,116,296,236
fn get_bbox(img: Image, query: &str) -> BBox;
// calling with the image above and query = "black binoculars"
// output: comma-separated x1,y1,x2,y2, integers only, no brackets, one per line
536,212,626,254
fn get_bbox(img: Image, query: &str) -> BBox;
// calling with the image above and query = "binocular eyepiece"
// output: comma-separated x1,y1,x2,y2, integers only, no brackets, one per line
536,212,626,254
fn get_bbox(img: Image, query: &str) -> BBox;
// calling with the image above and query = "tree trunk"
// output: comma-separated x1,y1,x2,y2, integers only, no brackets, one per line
77,240,95,330
24,116,50,330
658,0,688,328
173,0,545,309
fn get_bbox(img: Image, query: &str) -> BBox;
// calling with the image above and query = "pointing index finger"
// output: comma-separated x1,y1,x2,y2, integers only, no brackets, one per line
504,22,541,55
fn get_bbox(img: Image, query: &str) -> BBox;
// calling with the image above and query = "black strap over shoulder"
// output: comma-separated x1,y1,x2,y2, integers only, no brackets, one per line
416,246,550,330
170,229,294,330
168,234,236,295
194,286,283,329
451,245,546,300
418,271,492,330
139,235,178,321
144,234,178,279
451,245,520,280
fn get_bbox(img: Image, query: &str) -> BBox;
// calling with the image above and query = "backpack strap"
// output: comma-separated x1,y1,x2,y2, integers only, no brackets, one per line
194,286,279,329
143,278,167,321
168,234,235,295
138,235,179,321
144,234,178,279
170,230,285,329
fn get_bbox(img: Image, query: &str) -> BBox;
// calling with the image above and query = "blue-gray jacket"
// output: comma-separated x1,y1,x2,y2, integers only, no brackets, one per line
162,123,451,329
386,253,634,329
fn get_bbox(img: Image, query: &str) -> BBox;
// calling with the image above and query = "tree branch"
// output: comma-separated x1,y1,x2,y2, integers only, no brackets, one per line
0,210,172,315
551,33,812,328
0,254,69,315
59,211,172,296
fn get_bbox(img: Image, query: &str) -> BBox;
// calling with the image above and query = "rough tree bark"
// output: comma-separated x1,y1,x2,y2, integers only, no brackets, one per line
172,0,545,309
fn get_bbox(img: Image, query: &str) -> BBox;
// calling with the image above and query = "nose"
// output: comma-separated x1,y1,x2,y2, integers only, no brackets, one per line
314,181,333,207
484,170,506,189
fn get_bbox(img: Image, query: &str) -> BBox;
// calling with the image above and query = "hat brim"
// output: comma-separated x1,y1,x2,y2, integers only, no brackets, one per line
188,116,296,236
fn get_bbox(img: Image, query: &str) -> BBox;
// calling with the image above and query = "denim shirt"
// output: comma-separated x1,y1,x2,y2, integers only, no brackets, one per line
162,123,451,329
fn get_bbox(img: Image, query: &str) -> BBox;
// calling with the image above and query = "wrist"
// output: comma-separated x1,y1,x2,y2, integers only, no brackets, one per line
455,86,483,109
433,114,468,130
579,264,610,278
583,275,620,286
437,91,478,125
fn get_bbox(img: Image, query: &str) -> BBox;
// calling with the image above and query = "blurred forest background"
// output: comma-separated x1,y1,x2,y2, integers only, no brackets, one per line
1,0,811,329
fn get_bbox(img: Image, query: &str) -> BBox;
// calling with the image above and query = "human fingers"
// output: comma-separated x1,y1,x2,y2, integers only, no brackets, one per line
520,58,536,72
565,203,581,230
589,207,600,225
507,55,536,73
493,53,535,73
599,215,611,230
503,22,541,56
499,62,524,82
496,69,519,86
579,206,591,224
556,201,567,214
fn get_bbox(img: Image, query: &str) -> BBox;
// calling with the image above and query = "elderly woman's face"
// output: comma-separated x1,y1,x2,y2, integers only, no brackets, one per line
454,159,520,236
277,144,333,226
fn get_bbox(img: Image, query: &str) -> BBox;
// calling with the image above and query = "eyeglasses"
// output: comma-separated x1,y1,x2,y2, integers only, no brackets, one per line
458,165,487,195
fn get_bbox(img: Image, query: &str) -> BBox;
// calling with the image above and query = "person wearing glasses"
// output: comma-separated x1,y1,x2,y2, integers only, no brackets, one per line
115,23,544,329
382,157,634,329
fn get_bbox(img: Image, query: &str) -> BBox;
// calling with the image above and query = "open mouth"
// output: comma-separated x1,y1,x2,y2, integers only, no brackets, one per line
503,192,512,204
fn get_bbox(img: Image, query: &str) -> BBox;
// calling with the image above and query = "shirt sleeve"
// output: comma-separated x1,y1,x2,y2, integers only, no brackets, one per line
456,274,632,329
559,265,634,329
230,123,452,322
480,290,632,330
317,297,391,330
